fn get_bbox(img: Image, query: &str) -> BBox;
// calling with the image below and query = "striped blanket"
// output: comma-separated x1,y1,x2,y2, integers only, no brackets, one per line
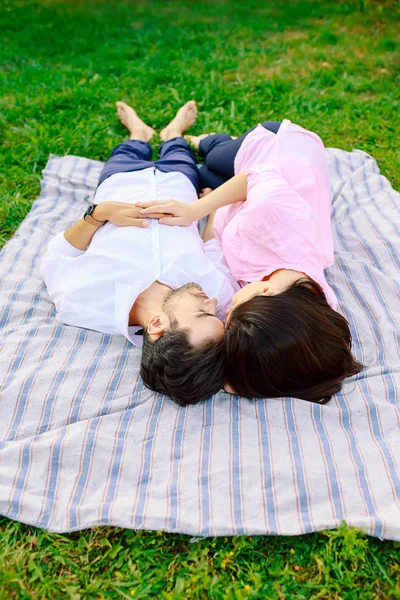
0,150,399,539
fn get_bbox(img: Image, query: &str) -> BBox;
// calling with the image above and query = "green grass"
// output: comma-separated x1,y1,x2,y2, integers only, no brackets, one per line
0,0,399,597
1,0,399,247
1,521,399,599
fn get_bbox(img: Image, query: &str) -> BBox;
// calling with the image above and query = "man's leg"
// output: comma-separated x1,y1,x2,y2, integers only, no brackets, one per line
189,122,282,190
98,102,156,186
155,101,201,195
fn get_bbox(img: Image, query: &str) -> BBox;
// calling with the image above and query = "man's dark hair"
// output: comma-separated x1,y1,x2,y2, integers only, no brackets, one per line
225,279,364,404
140,329,225,405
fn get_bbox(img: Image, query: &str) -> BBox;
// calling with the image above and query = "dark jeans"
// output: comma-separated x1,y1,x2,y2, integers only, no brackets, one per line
98,137,200,194
198,121,282,190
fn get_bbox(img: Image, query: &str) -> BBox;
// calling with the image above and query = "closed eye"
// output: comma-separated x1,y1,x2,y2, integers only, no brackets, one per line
196,311,217,319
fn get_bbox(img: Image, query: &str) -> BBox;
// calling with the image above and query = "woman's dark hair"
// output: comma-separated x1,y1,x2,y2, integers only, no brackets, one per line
140,330,225,405
225,279,364,403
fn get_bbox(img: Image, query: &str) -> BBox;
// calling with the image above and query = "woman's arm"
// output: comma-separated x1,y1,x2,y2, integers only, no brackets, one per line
137,171,248,227
192,172,248,220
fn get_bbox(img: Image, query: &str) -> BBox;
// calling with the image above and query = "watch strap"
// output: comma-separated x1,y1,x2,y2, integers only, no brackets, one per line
84,212,106,226
83,204,107,226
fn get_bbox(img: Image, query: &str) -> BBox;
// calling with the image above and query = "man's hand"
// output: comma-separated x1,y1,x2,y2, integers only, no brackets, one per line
136,199,199,227
94,202,166,228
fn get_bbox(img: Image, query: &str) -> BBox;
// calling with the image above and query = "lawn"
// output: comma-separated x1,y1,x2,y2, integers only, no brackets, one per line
0,0,399,597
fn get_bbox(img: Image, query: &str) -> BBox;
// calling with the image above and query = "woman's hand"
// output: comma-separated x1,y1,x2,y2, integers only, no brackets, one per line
136,199,199,227
137,172,247,227
93,202,166,228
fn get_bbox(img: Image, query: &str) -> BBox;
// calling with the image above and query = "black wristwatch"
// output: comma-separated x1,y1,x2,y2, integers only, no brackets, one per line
83,204,107,226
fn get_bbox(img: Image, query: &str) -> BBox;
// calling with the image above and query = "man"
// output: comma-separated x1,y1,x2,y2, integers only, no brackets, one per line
40,101,240,405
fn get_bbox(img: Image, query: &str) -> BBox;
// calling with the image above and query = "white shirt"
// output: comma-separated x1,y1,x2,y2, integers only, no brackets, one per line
40,168,240,346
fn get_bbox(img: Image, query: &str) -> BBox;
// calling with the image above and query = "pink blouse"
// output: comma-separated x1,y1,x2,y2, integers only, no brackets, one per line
213,120,337,309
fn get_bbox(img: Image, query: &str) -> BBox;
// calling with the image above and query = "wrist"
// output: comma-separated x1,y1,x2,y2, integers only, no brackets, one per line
92,203,108,223
191,201,206,221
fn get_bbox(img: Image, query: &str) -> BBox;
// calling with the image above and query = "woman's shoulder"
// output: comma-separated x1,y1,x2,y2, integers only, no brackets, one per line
235,120,325,173
234,124,278,173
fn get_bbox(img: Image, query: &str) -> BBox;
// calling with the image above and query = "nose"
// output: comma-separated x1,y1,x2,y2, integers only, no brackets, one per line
203,297,218,313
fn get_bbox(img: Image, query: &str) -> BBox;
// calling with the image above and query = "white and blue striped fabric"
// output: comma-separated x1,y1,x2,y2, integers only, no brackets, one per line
0,150,399,539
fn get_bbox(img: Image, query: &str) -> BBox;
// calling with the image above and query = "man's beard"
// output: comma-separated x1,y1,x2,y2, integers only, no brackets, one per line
161,282,202,329
162,282,202,310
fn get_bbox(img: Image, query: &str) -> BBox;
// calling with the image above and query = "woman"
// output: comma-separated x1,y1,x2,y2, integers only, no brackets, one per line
138,119,363,403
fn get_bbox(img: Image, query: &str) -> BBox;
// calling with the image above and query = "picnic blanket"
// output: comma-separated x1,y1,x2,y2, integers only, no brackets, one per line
0,149,399,539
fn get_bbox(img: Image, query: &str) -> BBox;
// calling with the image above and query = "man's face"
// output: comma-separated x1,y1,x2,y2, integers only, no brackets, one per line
163,283,224,346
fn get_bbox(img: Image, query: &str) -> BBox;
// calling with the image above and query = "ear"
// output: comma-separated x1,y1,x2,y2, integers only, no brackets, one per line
147,314,169,341
224,383,236,394
261,284,275,297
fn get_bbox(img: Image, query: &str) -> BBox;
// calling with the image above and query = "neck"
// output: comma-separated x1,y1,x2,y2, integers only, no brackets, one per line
129,282,171,327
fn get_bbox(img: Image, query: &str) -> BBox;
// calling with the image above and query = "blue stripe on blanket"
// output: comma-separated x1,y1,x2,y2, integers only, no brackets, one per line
0,149,399,539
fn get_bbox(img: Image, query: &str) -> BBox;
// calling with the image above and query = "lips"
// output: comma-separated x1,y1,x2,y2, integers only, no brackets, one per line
194,291,209,298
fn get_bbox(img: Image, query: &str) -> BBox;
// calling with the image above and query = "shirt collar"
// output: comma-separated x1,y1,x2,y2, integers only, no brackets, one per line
114,281,154,347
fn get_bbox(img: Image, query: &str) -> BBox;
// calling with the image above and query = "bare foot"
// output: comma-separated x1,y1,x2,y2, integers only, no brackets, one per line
116,101,155,142
160,100,198,141
186,132,237,150
186,133,216,151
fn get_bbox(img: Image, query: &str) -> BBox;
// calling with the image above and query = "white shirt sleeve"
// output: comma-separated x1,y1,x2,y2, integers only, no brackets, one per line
44,232,86,259
40,232,85,301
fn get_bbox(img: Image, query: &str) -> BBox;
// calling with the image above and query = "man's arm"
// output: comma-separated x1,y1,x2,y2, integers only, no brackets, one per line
64,216,104,251
63,202,165,250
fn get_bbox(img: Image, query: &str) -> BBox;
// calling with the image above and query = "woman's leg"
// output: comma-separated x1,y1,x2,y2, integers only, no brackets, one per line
197,165,229,190
197,122,282,190
98,102,156,186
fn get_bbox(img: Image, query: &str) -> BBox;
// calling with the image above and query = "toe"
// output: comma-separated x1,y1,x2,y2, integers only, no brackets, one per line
185,100,197,115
